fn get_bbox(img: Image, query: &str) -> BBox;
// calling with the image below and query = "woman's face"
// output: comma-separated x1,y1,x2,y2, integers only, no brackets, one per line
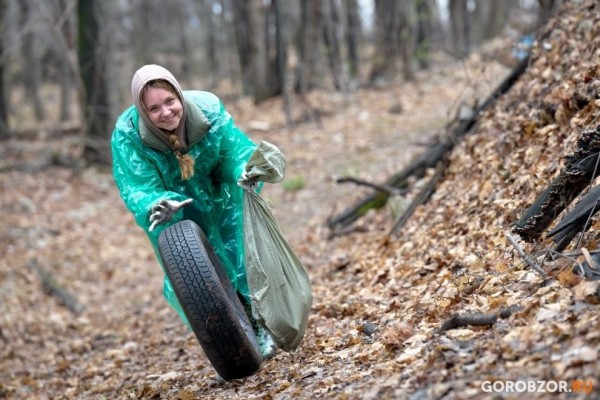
142,86,183,132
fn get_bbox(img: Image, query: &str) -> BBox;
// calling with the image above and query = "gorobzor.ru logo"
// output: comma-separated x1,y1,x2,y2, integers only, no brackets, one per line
481,380,593,394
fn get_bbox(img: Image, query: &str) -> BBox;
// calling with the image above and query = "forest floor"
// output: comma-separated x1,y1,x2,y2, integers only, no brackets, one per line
2,2,600,399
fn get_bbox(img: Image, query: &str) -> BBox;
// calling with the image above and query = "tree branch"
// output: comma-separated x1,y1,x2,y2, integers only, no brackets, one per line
436,305,523,333
27,259,85,315
506,233,547,279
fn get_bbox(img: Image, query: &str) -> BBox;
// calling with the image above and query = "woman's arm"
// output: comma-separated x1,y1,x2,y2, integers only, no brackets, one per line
193,93,256,184
111,118,188,236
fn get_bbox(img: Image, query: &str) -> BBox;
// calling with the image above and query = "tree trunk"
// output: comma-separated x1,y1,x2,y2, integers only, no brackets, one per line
247,0,271,102
322,0,347,91
231,0,253,95
344,0,360,83
58,0,75,123
398,0,415,81
178,0,194,86
449,0,470,58
538,0,558,28
296,0,321,93
369,0,399,84
415,0,436,70
0,0,7,138
133,0,153,65
78,0,112,164
273,0,291,124
482,1,510,40
33,0,83,127
201,0,219,88
219,0,241,90
19,1,45,122
471,0,491,45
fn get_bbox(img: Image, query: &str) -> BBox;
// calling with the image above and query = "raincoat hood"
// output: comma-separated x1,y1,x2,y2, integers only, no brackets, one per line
131,64,184,111
131,64,210,154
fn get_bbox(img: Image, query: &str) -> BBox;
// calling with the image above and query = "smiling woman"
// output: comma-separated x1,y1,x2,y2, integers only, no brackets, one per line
110,64,277,366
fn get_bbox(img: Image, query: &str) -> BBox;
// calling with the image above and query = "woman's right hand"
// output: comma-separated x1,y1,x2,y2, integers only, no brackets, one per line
149,198,193,231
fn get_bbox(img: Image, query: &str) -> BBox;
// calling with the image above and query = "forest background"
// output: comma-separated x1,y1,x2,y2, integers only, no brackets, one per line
0,0,556,160
6,1,600,400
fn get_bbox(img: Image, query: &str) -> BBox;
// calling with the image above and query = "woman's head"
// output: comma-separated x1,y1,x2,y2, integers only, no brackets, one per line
140,80,183,133
131,64,185,132
131,64,195,180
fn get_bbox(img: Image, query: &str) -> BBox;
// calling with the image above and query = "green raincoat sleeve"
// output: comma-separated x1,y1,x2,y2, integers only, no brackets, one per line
111,91,257,325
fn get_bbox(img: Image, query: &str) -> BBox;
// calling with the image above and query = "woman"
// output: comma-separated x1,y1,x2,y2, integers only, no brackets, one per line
111,64,267,347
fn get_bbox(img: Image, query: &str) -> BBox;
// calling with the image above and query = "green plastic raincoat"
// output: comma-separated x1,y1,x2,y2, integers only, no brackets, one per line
112,90,256,323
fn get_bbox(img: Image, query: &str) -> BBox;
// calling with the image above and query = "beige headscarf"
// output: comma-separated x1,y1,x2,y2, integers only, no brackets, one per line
131,64,195,179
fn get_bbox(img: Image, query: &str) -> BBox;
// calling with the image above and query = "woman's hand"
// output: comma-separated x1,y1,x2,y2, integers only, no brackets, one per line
149,198,193,231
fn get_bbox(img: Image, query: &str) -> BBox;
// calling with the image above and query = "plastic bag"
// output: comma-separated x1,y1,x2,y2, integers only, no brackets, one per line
238,141,313,350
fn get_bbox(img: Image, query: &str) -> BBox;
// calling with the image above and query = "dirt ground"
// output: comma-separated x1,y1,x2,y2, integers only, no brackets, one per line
2,2,600,398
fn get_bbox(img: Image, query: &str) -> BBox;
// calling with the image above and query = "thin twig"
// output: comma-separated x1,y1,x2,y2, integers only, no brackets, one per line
506,233,547,278
388,159,448,236
581,247,595,269
574,199,600,250
336,177,407,196
27,259,85,315
436,305,523,333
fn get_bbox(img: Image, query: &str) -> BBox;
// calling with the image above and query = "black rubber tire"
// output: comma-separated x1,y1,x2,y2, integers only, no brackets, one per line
157,220,263,380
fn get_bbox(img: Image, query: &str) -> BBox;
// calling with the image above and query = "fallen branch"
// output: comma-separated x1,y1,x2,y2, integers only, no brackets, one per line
328,52,532,235
436,305,523,333
506,233,548,279
336,177,407,196
27,259,85,315
388,158,448,237
328,140,453,232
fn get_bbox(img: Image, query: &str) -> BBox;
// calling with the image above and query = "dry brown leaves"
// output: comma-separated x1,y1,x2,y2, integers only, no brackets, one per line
2,1,600,398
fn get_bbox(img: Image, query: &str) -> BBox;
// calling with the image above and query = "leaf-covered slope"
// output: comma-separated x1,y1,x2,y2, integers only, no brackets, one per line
315,0,600,397
1,1,600,399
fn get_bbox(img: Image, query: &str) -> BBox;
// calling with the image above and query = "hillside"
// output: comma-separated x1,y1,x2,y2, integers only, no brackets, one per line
1,1,599,399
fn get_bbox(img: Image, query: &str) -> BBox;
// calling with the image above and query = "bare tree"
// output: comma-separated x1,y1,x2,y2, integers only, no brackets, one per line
219,0,243,90
273,0,292,125
415,0,439,70
538,0,559,28
53,0,76,123
471,0,490,44
247,0,269,99
0,0,7,137
322,0,348,91
449,0,470,58
296,0,322,93
78,0,111,164
177,0,194,85
472,0,511,44
398,0,416,81
369,0,399,83
132,0,153,65
231,0,285,102
18,1,45,121
369,0,418,83
200,0,219,88
231,0,253,94
344,0,361,84
34,0,83,126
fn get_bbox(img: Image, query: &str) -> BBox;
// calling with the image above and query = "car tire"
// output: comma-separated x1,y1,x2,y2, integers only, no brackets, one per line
158,220,263,380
